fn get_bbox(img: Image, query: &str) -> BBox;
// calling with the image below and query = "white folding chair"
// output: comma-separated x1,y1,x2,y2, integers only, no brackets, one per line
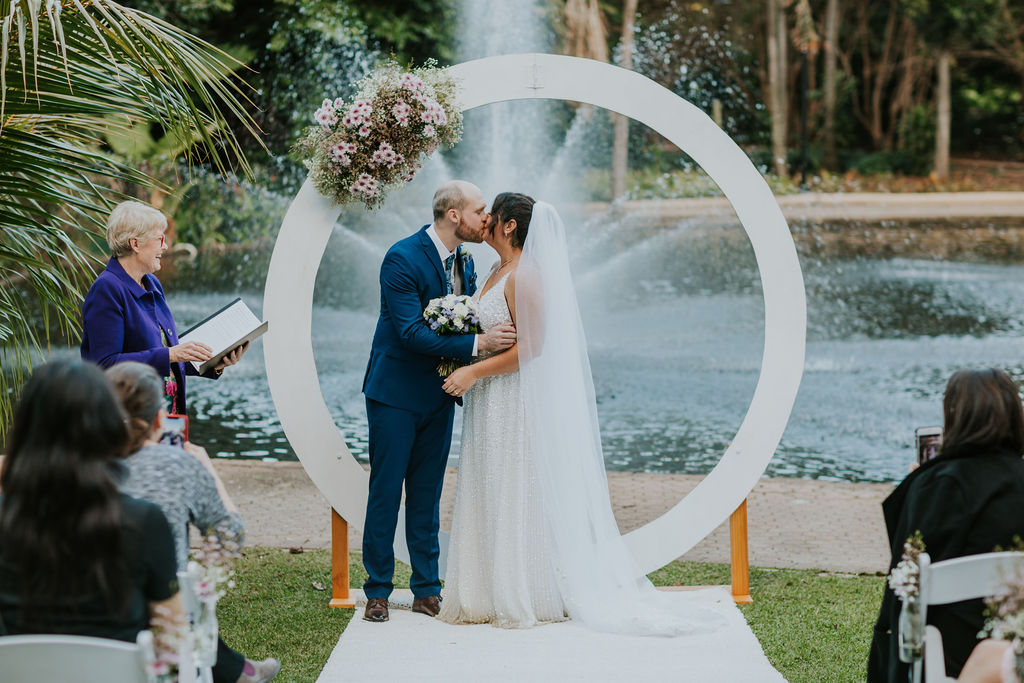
0,629,157,682
900,551,1024,683
178,566,216,683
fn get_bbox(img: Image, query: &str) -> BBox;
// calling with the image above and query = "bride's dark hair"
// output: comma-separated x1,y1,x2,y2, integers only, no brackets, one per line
491,192,535,248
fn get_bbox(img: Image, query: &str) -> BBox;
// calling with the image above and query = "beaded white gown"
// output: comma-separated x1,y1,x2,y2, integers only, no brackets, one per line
438,270,567,628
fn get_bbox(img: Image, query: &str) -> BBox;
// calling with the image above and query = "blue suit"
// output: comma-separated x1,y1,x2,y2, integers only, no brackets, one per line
80,258,216,414
361,225,478,600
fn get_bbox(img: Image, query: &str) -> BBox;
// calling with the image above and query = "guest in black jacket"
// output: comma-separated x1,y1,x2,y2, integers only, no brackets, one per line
868,368,1024,682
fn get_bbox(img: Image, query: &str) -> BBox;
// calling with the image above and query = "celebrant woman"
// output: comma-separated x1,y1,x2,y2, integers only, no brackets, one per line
80,200,248,413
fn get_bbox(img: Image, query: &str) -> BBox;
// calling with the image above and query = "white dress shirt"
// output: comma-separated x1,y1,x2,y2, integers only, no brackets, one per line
426,224,477,356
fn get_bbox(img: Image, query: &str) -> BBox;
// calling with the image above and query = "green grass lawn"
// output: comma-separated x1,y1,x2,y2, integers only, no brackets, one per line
217,547,883,682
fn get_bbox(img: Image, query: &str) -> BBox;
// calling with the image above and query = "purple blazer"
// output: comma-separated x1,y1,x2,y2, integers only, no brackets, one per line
80,258,215,413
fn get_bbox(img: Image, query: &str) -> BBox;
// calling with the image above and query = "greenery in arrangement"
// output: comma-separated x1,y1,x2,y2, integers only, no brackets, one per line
0,0,262,432
218,549,883,683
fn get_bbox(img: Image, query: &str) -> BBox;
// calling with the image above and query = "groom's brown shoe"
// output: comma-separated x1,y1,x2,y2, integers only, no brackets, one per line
363,597,389,622
411,595,442,617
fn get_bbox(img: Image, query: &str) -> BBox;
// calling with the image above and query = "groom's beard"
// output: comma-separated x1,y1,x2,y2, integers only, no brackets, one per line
454,218,483,243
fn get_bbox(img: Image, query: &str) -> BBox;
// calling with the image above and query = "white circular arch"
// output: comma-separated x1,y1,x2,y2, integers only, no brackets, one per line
262,53,807,574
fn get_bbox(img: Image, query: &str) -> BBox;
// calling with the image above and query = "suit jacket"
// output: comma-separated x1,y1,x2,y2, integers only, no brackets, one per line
363,225,478,413
80,258,215,413
867,448,1024,682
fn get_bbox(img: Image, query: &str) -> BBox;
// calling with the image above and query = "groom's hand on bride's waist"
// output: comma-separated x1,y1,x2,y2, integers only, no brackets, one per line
477,323,516,353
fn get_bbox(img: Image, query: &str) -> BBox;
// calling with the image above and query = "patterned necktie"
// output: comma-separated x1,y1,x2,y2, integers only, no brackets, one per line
444,253,456,295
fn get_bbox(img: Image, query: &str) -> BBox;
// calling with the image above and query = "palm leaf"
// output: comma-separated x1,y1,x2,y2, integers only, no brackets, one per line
0,0,265,434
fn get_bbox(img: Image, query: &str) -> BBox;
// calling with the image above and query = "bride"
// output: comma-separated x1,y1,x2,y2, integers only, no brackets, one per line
438,194,723,636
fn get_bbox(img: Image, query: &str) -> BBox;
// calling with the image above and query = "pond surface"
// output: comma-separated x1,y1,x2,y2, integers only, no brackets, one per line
154,214,1024,484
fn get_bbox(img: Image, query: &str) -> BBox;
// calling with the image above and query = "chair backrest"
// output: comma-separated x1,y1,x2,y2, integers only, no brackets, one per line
0,629,156,683
907,551,1024,683
921,551,1024,607
178,566,215,683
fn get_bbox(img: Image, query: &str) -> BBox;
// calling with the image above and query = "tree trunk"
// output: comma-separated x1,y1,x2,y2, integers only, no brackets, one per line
934,49,951,179
612,0,638,199
822,0,839,170
767,0,788,177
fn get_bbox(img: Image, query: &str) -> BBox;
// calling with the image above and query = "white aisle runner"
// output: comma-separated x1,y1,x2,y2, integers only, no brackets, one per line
317,587,786,682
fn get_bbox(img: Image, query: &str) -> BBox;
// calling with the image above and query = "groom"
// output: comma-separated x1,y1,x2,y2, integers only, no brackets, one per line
361,180,516,622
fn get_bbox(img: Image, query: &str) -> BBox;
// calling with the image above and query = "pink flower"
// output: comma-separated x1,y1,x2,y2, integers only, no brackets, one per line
400,73,425,91
422,124,435,137
314,107,338,129
328,141,356,166
358,124,371,137
333,97,345,108
393,101,412,126
321,99,332,109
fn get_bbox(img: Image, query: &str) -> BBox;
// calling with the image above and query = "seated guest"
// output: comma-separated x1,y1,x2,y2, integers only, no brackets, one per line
868,368,1024,681
106,361,279,683
0,359,181,641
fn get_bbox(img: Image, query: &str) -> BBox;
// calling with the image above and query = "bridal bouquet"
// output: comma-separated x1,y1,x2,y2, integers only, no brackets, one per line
423,294,481,376
294,60,463,210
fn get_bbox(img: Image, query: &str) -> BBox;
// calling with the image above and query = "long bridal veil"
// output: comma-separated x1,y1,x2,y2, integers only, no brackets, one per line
515,202,725,636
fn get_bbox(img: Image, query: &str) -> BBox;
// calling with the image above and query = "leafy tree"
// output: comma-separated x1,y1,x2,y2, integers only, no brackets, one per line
901,0,1001,177
0,0,262,432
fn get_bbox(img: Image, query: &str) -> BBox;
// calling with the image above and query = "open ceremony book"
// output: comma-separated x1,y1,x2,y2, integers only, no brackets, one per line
179,298,268,374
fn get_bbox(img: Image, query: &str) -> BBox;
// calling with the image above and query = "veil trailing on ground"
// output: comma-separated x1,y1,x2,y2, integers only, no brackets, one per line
515,202,725,636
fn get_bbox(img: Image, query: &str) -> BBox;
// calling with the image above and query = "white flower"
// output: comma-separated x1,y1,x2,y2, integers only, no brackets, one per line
422,124,435,137
322,99,332,109
333,97,345,108
453,318,464,329
453,303,469,317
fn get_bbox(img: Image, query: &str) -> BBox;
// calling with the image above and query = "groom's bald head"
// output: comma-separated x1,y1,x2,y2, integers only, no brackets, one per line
432,180,481,221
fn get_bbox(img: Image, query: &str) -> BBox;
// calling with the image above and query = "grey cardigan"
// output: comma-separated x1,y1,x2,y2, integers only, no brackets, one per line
120,444,245,571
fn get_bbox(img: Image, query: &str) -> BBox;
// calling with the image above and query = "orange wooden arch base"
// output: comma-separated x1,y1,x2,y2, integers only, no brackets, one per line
328,499,753,608
730,499,753,604
328,508,355,609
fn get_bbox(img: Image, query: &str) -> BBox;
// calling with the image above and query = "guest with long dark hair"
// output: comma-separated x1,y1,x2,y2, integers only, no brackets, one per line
868,368,1024,681
0,359,180,640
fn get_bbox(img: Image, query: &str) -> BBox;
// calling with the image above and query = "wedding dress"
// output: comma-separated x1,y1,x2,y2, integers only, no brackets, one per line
440,203,724,636
439,269,567,628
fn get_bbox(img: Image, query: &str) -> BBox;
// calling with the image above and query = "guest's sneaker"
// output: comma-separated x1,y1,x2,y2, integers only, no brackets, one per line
236,657,281,683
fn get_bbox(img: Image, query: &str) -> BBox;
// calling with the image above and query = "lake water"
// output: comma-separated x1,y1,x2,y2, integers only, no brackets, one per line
156,213,1024,484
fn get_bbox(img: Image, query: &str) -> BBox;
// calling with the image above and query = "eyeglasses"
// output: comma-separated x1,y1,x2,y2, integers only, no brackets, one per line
132,234,165,248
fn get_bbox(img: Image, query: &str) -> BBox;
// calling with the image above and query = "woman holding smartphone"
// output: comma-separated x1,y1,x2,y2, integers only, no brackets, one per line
868,368,1024,682
0,359,181,642
106,361,279,683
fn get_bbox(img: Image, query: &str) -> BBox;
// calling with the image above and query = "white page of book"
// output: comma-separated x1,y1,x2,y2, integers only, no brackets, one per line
180,300,260,357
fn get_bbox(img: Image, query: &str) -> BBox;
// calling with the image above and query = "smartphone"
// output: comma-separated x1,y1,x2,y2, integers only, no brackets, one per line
159,413,189,448
915,426,942,464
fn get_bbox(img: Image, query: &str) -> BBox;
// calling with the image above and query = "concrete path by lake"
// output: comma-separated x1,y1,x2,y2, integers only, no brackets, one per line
212,460,894,575
585,191,1024,222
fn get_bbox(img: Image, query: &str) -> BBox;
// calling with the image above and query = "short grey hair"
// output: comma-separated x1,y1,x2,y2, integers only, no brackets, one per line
432,180,475,221
106,200,167,258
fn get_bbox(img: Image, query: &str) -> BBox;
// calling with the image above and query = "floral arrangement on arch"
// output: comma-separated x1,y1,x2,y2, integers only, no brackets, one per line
294,60,463,210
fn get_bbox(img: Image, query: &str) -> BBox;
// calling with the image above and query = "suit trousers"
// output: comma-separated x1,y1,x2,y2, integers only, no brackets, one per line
363,397,454,599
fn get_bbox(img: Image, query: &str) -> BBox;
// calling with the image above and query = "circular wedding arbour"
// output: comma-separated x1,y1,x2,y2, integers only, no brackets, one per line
263,53,807,574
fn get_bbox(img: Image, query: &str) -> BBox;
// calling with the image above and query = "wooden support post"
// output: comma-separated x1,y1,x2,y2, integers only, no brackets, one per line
329,508,355,608
730,499,753,604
